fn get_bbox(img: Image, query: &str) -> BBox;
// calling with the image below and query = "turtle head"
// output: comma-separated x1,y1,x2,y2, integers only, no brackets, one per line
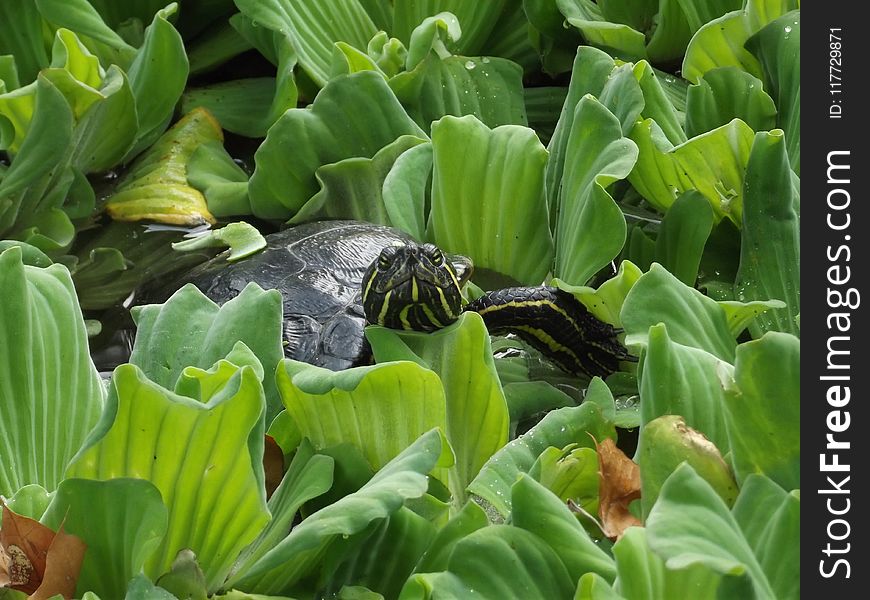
362,242,472,331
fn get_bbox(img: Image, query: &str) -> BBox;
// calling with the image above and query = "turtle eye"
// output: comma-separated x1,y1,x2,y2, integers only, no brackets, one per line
377,245,399,269
423,245,444,266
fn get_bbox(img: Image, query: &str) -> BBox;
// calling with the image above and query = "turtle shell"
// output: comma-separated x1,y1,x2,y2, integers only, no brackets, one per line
172,220,414,371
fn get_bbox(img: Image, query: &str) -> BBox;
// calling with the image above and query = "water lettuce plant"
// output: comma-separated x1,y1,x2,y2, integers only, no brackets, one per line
1,1,799,598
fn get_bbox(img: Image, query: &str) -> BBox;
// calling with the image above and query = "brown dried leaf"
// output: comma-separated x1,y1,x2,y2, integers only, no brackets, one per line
264,434,285,499
596,438,642,540
29,527,86,600
0,502,86,600
0,503,54,594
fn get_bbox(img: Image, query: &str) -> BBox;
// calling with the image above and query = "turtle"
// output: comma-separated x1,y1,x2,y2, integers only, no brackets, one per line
166,220,632,376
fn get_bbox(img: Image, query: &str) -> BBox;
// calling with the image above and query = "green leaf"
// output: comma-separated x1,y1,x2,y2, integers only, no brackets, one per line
412,499,489,574
544,46,617,217
746,11,800,173
187,20,254,77
403,12,461,70
0,240,50,267
628,118,754,225
34,0,137,66
366,312,508,505
646,463,775,598
337,588,385,600
182,37,297,139
717,298,786,338
393,1,507,57
227,429,443,595
592,63,645,136
428,115,553,286
529,445,599,513
171,222,267,262
15,207,77,252
289,135,427,226
736,130,799,336
622,264,736,362
229,13,282,65
248,71,426,219
400,524,575,599
365,32,407,78
0,77,74,243
481,1,539,74
637,323,733,456
467,398,615,518
2,484,52,521
723,332,799,490
330,507,438,599
524,86,569,145
554,95,637,285
673,0,747,31
105,108,221,226
186,140,252,218
231,441,335,580
524,0,584,76
45,29,103,114
657,66,690,106
558,1,648,61
275,359,452,479
583,375,616,423
0,54,20,91
697,219,742,298
576,572,627,600
129,282,284,422
512,474,616,583
382,141,432,241
654,190,714,286
557,0,743,65
212,592,306,600
597,0,658,34
553,259,644,328
633,61,687,146
681,0,798,83
359,0,393,31
0,0,49,84
66,363,269,591
182,79,283,136
69,65,138,173
62,167,96,219
124,574,180,600
155,549,208,600
0,247,104,498
234,0,377,87
41,478,169,599
608,527,722,599
731,475,800,599
685,68,777,138
636,415,738,518
504,382,575,435
390,54,528,132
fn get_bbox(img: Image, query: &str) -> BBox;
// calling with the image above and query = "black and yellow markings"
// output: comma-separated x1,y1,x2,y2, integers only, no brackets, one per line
361,269,377,304
465,286,630,377
361,244,630,377
376,289,393,325
473,297,580,335
395,275,454,331
363,271,459,331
